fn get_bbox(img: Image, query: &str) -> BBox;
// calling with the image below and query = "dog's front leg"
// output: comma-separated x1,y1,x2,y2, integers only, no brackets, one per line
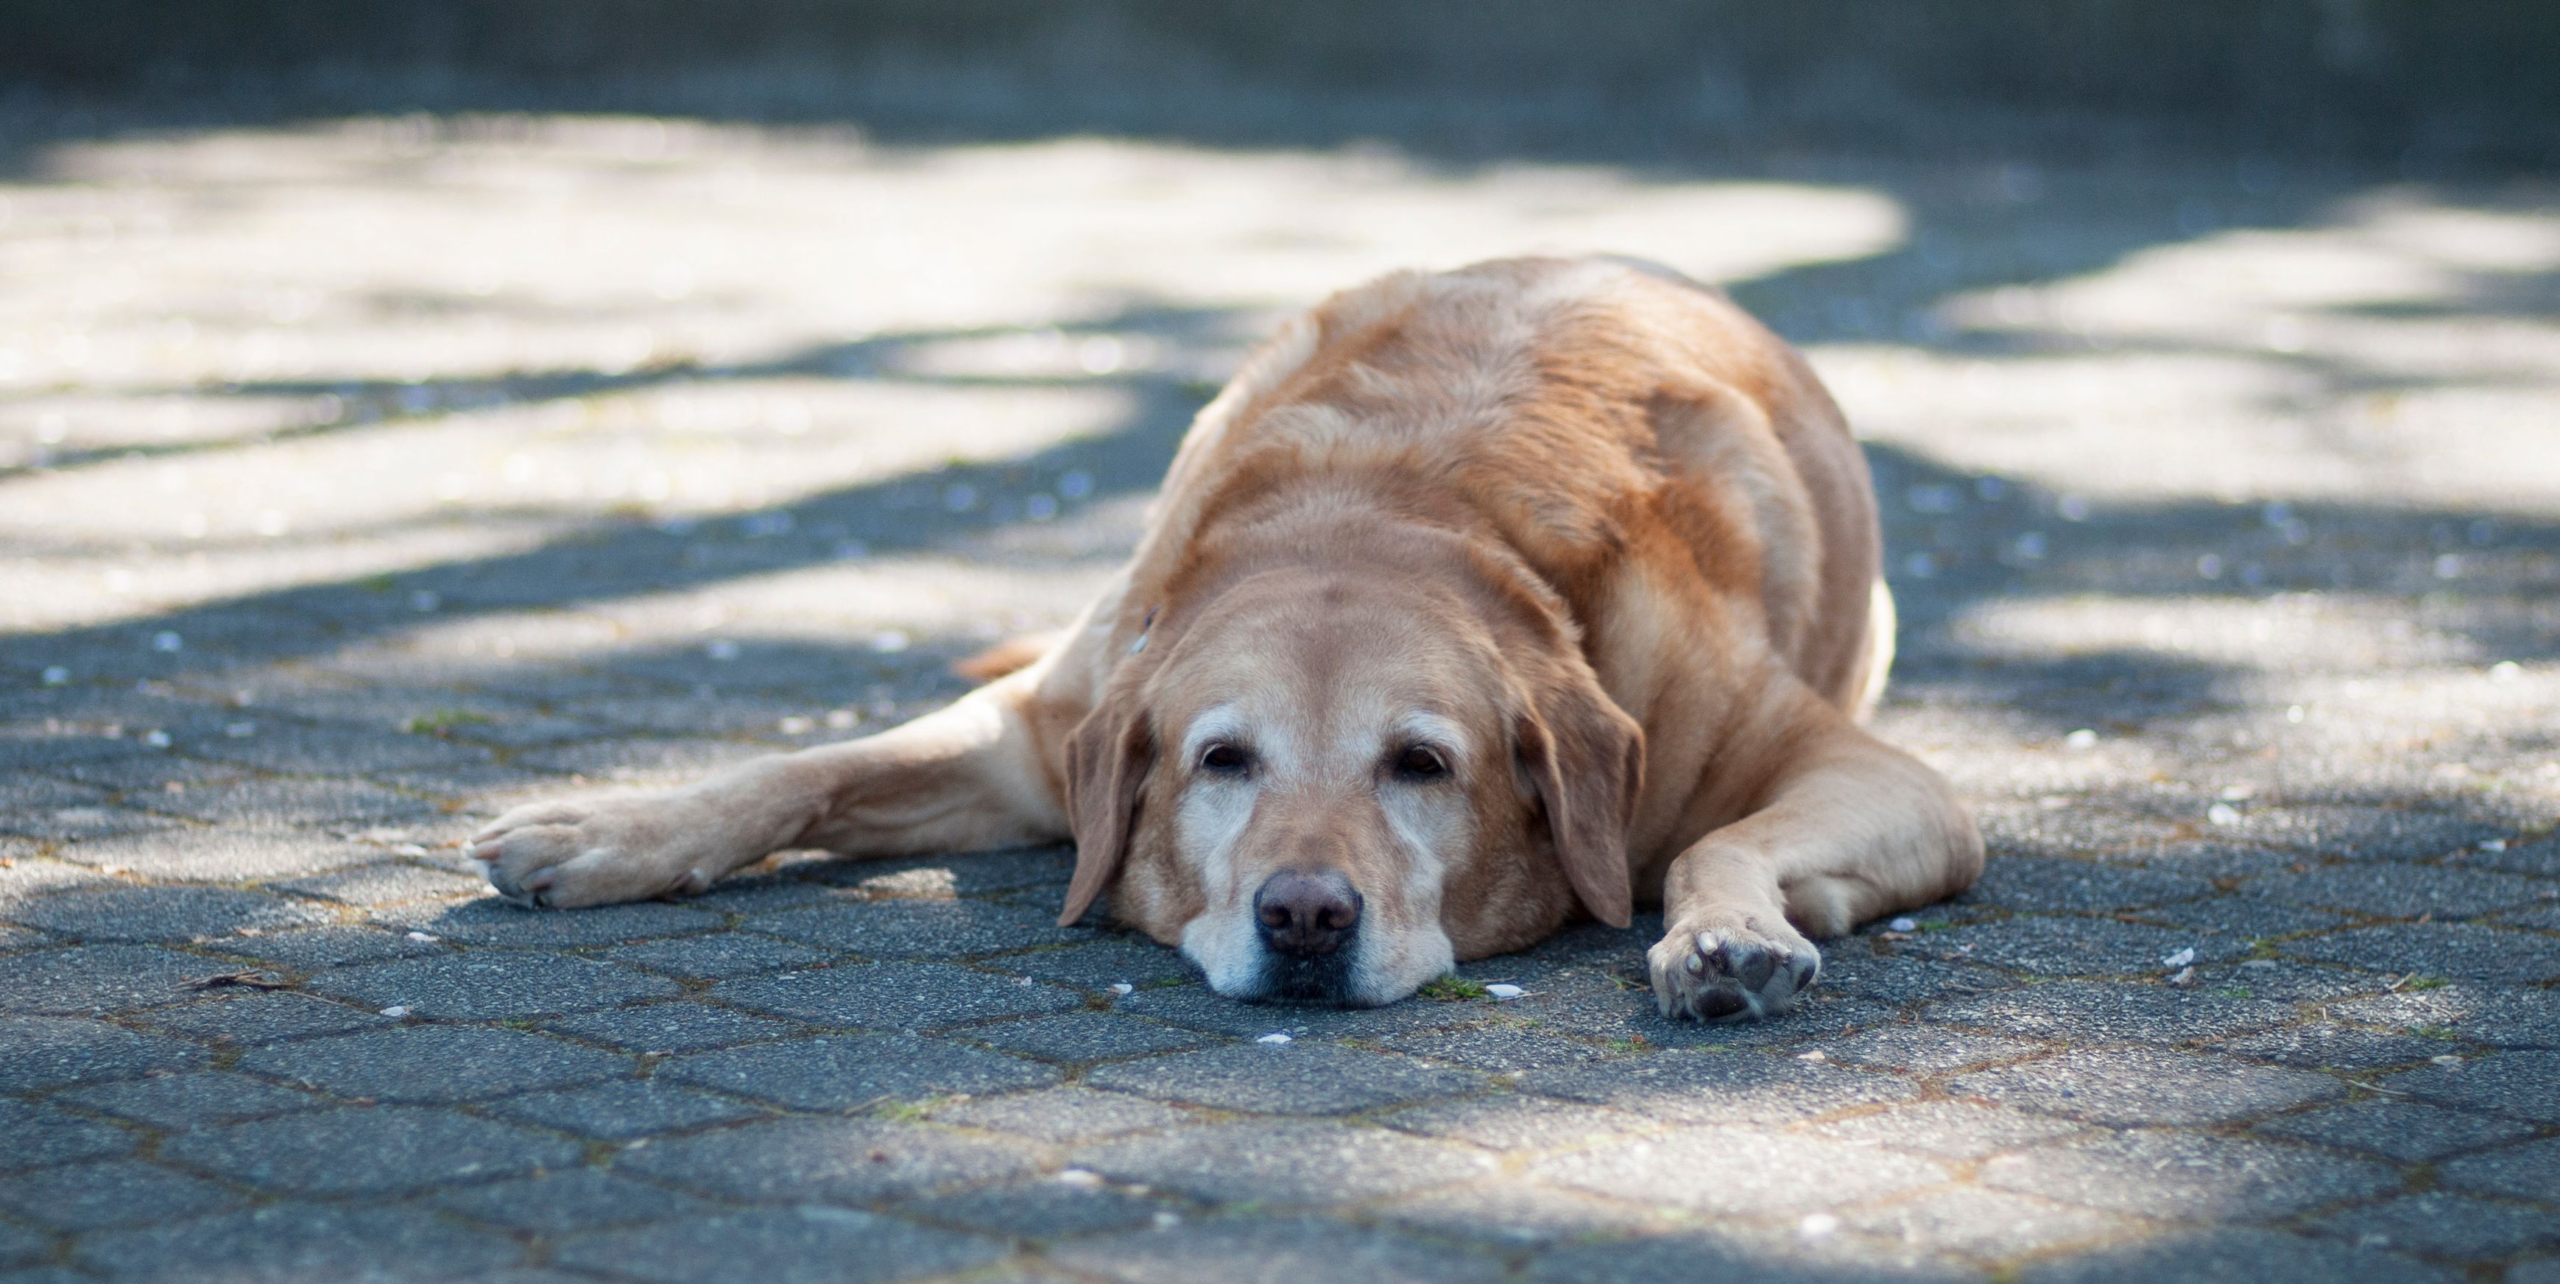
1647,710,1982,1021
469,672,1070,908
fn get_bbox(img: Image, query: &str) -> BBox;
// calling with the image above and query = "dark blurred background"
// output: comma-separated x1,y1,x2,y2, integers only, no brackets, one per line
5,0,2554,169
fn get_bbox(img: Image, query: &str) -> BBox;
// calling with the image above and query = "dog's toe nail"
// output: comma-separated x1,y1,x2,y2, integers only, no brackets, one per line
1683,948,1709,977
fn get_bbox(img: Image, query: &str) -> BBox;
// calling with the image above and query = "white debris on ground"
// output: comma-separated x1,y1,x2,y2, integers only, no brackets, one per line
1484,983,1525,1000
1255,1032,1292,1045
2161,948,2197,969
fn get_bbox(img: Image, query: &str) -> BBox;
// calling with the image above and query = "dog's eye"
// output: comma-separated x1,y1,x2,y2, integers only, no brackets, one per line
1393,745,1450,780
1199,742,1251,775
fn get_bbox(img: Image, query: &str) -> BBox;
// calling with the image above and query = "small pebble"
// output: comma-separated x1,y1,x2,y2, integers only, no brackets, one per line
2479,839,2507,853
2167,966,2196,986
379,1006,411,1018
1796,1050,1828,1063
1109,982,1134,996
404,931,436,943
1255,1032,1292,1045
1485,983,1525,1000
1889,917,1918,933
1151,1210,1182,1230
2063,729,2097,750
2430,1054,2462,1067
41,666,69,685
1798,1213,1839,1238
2206,803,2241,826
1055,1168,1104,1187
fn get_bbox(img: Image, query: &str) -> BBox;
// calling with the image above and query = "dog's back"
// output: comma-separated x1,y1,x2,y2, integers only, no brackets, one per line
1136,255,1885,718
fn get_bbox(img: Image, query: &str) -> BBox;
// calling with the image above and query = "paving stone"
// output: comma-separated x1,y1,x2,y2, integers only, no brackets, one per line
1517,1047,1917,1125
2512,1257,2560,1284
1961,856,2216,913
1531,1225,1981,1283
131,991,392,1046
269,861,487,907
2307,1191,2560,1261
712,962,1084,1031
927,1086,1196,1143
897,1175,1177,1238
1380,1021,1612,1072
0,945,225,1015
0,1100,138,1170
237,1025,630,1102
483,1079,762,1139
160,1105,584,1195
546,1000,807,1053
2476,837,2560,880
0,1158,246,1231
1379,1094,1657,1151
2016,1226,2459,1284
2328,985,2560,1048
189,724,492,775
139,776,435,827
56,826,382,880
75,1201,526,1282
58,1070,323,1129
216,924,446,967
747,897,1094,960
2212,1022,2463,1070
1110,983,1484,1042
1085,1042,1477,1115
2253,1099,2541,1163
2378,1050,2560,1123
1843,1187,2136,1261
1051,1215,1509,1284
1809,1100,2091,1161
2183,958,2381,1003
1802,1023,2047,1075
2237,807,2509,864
2281,923,2560,984
2137,894,2355,941
600,932,834,979
1375,1177,1687,1246
2438,1138,2560,1203
1980,1129,2403,1222
1817,952,2022,1007
1898,914,2250,976
305,951,681,1019
23,884,340,951
0,856,115,909
0,1016,207,1091
2251,864,2553,919
819,847,1079,898
555,1206,1007,1284
1002,938,1203,990
1532,1126,1949,1217
1950,1047,2344,1125
1923,980,2295,1044
660,1033,1056,1109
1075,1120,1495,1205
431,1168,715,1233
957,1011,1215,1062
616,1116,1037,1203
373,897,723,947
0,1257,77,1282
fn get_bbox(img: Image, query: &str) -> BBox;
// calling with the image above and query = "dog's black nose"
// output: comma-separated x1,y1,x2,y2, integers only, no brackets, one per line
1254,871,1362,957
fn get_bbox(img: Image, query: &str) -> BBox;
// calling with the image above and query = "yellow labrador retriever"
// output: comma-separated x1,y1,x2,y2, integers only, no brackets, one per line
471,256,1982,1021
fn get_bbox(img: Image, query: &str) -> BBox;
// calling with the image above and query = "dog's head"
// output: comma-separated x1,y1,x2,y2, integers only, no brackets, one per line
1058,551,1642,1007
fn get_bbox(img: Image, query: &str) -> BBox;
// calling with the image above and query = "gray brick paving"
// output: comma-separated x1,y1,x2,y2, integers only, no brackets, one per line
660,1033,1058,1109
4,88,2556,1284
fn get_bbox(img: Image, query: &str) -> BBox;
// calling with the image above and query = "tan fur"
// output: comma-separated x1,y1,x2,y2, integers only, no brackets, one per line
470,256,1983,1020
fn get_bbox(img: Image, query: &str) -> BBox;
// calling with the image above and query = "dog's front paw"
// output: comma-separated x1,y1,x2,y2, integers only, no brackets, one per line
467,792,732,909
1646,910,1821,1022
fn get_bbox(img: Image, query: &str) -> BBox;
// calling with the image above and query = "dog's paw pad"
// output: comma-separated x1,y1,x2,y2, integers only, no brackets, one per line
1648,925,1820,1022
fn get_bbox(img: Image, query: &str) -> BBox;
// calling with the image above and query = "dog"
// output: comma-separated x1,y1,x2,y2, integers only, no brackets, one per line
469,256,1983,1021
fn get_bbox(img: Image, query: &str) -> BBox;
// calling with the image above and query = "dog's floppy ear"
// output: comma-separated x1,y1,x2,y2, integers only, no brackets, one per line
1516,658,1644,929
1058,688,1155,927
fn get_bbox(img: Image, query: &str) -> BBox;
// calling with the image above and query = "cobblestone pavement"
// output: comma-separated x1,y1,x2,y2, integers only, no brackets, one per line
3,109,2558,1283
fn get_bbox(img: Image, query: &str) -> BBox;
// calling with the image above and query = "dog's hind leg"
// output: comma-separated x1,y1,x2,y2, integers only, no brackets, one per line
469,668,1072,909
